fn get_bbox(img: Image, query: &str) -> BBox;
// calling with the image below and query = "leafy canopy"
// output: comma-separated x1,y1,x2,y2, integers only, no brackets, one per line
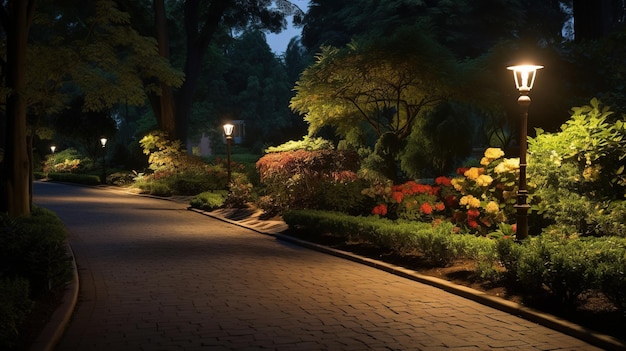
290,24,460,141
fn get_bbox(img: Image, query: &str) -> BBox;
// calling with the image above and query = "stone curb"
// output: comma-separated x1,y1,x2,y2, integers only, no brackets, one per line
29,243,79,351
191,207,626,351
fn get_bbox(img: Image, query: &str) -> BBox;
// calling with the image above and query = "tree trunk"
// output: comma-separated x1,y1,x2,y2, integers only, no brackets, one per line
573,0,614,41
1,0,35,217
152,0,177,139
174,0,230,146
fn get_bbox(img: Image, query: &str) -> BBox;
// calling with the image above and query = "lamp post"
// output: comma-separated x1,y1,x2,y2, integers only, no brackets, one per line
507,64,543,240
223,123,234,188
50,145,56,153
100,137,107,184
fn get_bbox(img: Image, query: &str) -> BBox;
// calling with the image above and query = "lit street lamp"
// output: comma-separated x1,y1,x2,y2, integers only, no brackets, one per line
50,145,56,153
223,123,234,188
100,137,107,184
507,64,543,240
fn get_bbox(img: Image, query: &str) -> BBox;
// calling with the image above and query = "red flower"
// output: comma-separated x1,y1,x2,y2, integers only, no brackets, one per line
372,204,388,216
392,191,404,203
420,202,433,215
511,224,517,233
467,208,481,219
468,219,479,229
435,176,452,186
435,202,445,211
457,167,470,175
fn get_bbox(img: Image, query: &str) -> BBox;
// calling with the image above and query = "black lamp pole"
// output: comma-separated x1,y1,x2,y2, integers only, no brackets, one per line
100,138,107,184
223,124,234,188
508,64,542,240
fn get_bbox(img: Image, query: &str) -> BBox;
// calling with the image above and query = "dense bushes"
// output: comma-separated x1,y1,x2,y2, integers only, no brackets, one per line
528,98,626,237
256,138,371,213
284,209,626,313
48,172,102,185
0,207,72,349
136,131,239,196
189,191,228,211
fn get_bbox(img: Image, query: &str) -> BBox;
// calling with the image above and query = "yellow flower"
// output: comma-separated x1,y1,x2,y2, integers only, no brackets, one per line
464,167,484,180
484,148,505,160
475,174,493,187
485,201,499,214
494,158,519,174
582,164,602,181
460,195,481,209
480,157,491,166
451,178,464,192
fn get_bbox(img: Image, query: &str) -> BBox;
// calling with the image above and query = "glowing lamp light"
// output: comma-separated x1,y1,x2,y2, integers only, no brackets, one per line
223,123,234,137
100,138,108,147
50,145,56,153
507,65,543,92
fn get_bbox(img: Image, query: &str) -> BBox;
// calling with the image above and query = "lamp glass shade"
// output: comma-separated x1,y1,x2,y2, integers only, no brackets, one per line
507,65,543,91
223,123,234,137
50,145,56,153
100,138,108,147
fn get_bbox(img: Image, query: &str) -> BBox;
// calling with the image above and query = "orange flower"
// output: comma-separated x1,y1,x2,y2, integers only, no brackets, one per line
435,176,452,186
372,204,388,216
420,202,433,215
392,191,404,203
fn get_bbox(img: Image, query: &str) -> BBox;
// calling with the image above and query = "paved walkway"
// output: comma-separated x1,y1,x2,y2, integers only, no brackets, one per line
31,182,623,350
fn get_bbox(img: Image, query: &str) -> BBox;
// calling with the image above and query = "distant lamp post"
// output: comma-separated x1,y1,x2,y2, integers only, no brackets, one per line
50,145,56,153
223,123,234,188
100,137,108,184
507,64,543,240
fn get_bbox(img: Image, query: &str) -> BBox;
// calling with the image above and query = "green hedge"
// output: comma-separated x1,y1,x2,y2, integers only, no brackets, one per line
48,172,101,185
189,191,228,211
284,210,626,313
283,210,496,266
0,207,72,348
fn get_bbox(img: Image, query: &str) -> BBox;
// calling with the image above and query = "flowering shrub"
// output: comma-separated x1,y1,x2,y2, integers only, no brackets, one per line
367,176,457,222
44,148,92,174
368,148,522,235
256,148,364,212
449,148,521,234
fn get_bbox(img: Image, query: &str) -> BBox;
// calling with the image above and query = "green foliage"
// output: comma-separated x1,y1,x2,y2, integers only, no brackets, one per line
224,173,254,208
0,278,32,350
0,207,72,348
497,233,626,308
47,173,102,185
264,136,334,153
139,131,190,172
190,191,228,211
44,148,93,174
137,131,231,195
528,98,626,236
292,25,459,141
283,210,496,267
256,149,363,211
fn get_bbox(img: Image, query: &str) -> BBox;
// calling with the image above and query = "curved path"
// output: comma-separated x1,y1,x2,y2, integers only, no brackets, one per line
34,182,602,351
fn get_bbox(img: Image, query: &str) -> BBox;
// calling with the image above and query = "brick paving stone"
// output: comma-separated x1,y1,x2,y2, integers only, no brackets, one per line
33,182,610,351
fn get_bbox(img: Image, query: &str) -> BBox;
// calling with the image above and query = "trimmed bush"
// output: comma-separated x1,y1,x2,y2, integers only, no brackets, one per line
190,191,228,211
48,172,101,185
0,207,72,348
0,278,32,350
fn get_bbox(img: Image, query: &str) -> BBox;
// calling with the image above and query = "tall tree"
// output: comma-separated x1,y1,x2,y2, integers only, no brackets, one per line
291,25,473,180
0,0,183,216
573,0,625,41
151,0,304,145
0,0,36,216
